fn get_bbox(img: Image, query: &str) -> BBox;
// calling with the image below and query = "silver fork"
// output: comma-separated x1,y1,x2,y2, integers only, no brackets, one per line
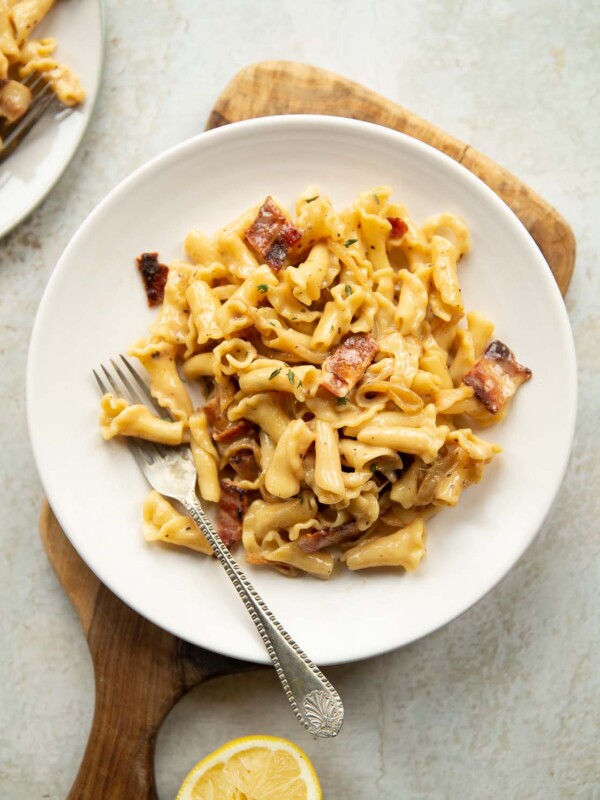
0,72,58,157
93,355,344,738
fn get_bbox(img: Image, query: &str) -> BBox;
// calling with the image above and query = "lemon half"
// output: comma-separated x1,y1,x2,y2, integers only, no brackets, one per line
175,734,323,800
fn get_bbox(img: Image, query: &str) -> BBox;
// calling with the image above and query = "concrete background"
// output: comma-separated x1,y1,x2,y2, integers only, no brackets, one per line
1,1,599,797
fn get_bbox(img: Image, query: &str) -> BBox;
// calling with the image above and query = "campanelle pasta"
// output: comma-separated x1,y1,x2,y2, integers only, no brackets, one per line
99,188,532,578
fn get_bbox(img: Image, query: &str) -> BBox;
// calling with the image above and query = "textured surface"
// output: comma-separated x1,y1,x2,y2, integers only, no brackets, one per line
1,1,599,798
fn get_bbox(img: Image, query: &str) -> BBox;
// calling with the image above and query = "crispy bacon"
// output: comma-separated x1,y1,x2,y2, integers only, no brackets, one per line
463,340,532,414
216,479,248,547
245,196,302,272
204,382,260,482
321,332,379,398
297,522,361,553
203,396,225,432
388,216,408,239
137,252,168,306
212,418,256,444
216,513,242,548
229,449,259,481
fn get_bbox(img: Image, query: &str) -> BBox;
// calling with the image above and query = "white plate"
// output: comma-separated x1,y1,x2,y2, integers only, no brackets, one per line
0,0,105,238
27,116,577,666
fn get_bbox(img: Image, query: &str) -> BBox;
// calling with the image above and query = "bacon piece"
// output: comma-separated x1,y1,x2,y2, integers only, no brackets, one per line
137,252,168,306
216,513,242,548
463,340,532,414
216,479,248,547
245,196,302,272
229,449,259,481
321,332,379,398
203,395,226,432
205,385,259,481
212,418,256,444
297,522,361,553
388,217,408,239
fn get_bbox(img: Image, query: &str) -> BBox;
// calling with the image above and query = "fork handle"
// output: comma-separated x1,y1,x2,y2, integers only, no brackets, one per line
180,494,344,738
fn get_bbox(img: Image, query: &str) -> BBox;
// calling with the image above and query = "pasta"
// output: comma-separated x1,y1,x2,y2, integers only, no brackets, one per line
99,188,532,579
0,0,84,147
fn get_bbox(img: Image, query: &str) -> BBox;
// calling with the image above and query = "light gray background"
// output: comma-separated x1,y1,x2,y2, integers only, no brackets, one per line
1,1,599,798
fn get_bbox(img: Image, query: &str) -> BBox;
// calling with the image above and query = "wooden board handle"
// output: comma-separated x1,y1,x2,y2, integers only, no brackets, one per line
40,503,258,799
68,596,252,799
208,61,575,297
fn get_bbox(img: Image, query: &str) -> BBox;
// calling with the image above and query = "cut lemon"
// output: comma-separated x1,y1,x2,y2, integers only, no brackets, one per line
175,734,322,800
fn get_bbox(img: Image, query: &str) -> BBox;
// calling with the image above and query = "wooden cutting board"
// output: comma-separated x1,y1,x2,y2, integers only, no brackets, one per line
40,60,576,800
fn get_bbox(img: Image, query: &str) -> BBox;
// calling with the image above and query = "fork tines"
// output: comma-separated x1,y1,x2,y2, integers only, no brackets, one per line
93,355,170,420
94,356,195,485
94,356,172,466
0,73,57,157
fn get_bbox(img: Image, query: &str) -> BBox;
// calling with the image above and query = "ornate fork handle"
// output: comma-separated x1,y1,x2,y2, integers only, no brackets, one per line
180,493,344,738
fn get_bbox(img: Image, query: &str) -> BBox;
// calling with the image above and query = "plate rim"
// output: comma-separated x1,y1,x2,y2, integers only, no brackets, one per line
0,0,107,239
26,114,578,664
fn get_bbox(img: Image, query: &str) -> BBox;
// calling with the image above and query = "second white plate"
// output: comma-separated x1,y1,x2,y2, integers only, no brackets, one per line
0,0,105,239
